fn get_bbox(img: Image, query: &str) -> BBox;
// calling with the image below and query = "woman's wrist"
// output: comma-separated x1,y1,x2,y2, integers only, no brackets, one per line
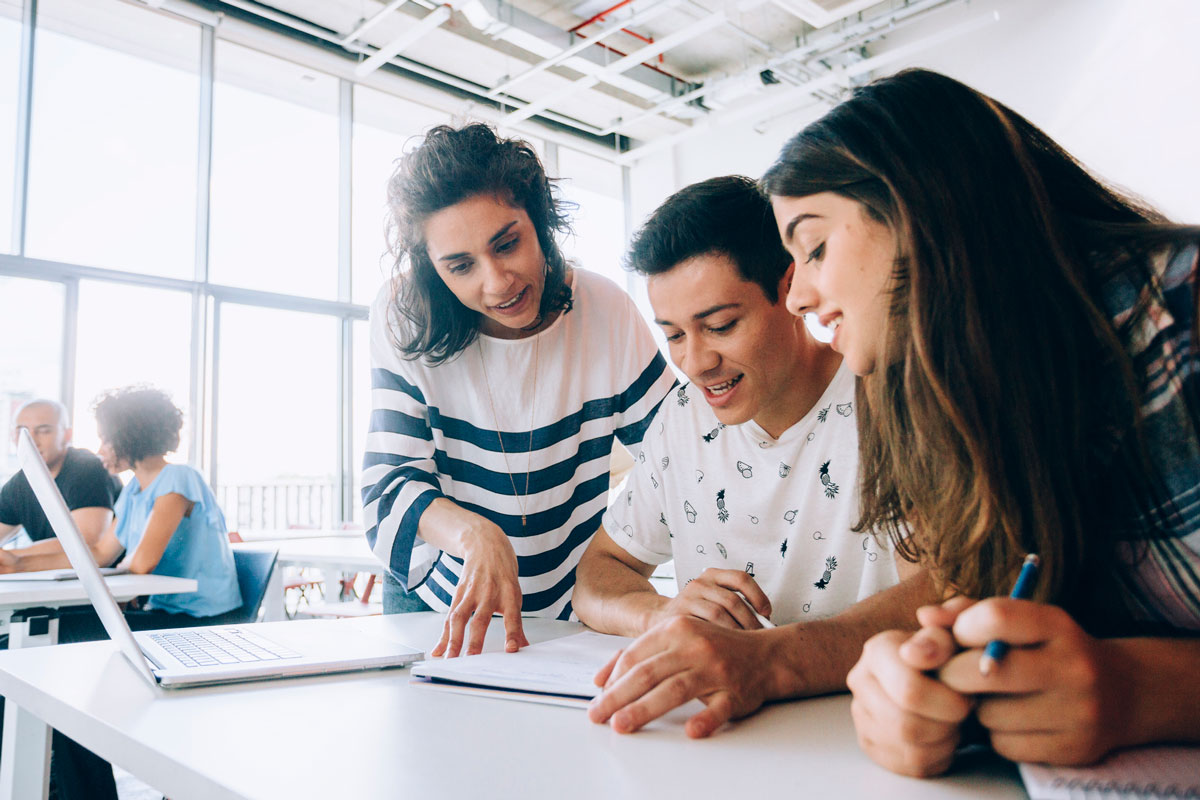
420,498,502,559
457,516,509,561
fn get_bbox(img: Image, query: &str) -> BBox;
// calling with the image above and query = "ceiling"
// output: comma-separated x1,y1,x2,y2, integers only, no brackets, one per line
196,0,973,150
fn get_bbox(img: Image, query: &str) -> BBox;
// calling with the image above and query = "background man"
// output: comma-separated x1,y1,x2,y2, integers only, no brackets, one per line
0,398,122,571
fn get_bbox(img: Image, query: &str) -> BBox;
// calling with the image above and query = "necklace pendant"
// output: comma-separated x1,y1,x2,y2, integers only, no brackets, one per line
521,514,526,526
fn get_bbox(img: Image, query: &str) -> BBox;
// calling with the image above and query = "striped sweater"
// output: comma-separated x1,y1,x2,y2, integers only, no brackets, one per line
362,270,675,619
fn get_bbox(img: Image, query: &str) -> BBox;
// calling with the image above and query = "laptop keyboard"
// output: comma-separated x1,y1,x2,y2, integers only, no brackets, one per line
148,628,301,669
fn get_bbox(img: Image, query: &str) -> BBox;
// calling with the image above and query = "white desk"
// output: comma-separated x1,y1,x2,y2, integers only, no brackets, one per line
0,574,198,646
0,613,1024,800
232,537,380,621
234,529,360,542
0,574,196,800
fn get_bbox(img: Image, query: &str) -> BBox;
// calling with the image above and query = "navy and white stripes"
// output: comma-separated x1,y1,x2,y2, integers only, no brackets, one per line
363,270,675,619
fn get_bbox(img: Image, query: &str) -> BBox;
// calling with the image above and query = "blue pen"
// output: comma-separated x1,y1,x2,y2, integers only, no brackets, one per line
978,553,1040,676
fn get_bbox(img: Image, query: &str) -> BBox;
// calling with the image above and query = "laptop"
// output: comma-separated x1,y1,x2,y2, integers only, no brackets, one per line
17,428,423,688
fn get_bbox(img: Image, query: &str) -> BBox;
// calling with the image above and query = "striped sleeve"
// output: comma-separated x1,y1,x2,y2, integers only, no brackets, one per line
613,293,676,448
361,291,445,591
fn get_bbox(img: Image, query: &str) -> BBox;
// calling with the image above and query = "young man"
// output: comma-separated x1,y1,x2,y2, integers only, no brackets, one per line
573,176,933,738
0,399,122,568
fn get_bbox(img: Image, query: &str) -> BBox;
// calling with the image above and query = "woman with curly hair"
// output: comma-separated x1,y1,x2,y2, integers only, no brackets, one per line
88,386,241,622
87,386,241,624
762,69,1199,775
363,123,674,656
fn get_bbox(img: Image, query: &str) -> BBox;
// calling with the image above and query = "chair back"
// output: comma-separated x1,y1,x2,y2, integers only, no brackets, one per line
223,549,277,625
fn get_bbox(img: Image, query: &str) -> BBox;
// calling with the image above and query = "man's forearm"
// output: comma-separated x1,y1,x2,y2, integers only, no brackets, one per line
12,538,68,556
763,571,936,699
575,552,667,637
5,546,71,572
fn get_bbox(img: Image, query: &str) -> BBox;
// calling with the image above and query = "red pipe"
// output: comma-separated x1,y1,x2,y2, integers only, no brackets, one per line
568,0,637,33
569,0,678,75
581,36,673,74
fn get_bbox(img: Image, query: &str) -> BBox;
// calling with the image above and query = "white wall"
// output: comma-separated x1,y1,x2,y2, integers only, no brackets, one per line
630,0,1200,225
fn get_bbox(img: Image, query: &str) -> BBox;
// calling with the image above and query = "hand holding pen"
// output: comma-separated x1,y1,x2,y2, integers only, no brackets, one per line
978,553,1040,676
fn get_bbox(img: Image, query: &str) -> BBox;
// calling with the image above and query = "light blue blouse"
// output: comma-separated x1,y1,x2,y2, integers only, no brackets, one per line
114,464,241,617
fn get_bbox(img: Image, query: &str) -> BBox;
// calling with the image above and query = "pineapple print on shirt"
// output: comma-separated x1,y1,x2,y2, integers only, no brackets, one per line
814,555,838,589
819,460,839,498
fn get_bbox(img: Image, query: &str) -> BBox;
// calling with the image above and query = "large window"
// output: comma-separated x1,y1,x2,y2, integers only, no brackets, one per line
558,147,627,292
351,85,448,305
24,0,200,277
350,318,370,524
70,281,193,458
0,1,21,255
0,0,630,529
209,42,339,299
215,304,338,529
0,276,62,480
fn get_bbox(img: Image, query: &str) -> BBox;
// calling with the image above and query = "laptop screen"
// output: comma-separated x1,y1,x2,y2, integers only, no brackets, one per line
16,428,159,686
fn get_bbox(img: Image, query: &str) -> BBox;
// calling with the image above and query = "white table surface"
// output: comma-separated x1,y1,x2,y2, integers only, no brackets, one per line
232,537,380,620
232,536,376,567
0,574,197,614
0,573,198,800
0,613,1024,800
233,529,360,542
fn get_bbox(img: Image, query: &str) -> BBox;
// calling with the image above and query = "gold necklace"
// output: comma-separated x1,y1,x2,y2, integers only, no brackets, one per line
478,331,539,527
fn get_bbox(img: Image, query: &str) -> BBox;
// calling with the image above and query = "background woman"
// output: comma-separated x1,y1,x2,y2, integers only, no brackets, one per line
762,68,1200,775
363,123,674,656
91,385,241,625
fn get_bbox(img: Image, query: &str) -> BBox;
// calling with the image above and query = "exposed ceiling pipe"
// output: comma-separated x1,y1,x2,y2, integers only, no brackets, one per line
503,10,728,125
614,8,1000,165
569,0,637,33
486,0,681,99
339,0,408,45
677,0,772,55
455,0,685,100
567,0,668,67
354,5,453,77
770,0,880,28
209,0,617,139
600,0,959,134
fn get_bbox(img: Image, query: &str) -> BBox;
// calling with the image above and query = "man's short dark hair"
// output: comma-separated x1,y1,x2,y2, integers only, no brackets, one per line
625,175,791,302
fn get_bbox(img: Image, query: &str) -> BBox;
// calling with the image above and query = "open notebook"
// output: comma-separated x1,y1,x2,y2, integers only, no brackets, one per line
1020,746,1200,799
411,631,632,708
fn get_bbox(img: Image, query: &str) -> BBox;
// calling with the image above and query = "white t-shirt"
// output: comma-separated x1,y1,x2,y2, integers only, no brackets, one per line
602,364,898,625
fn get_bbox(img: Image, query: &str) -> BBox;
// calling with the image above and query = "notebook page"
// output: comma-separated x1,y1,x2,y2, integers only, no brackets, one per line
1019,746,1200,799
410,631,632,699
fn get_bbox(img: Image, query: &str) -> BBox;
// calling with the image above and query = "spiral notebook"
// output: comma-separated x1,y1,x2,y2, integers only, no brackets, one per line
1019,746,1200,799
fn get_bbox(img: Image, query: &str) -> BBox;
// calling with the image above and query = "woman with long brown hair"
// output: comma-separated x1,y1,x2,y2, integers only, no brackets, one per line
762,68,1200,775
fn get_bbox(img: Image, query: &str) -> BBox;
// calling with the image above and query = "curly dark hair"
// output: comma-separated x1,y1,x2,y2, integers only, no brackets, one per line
386,123,575,364
93,387,183,466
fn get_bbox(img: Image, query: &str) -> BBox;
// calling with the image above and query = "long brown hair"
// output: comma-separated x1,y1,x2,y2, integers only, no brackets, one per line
762,69,1200,630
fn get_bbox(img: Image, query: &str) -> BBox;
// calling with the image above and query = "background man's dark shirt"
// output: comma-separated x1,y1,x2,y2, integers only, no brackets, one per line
0,447,122,542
